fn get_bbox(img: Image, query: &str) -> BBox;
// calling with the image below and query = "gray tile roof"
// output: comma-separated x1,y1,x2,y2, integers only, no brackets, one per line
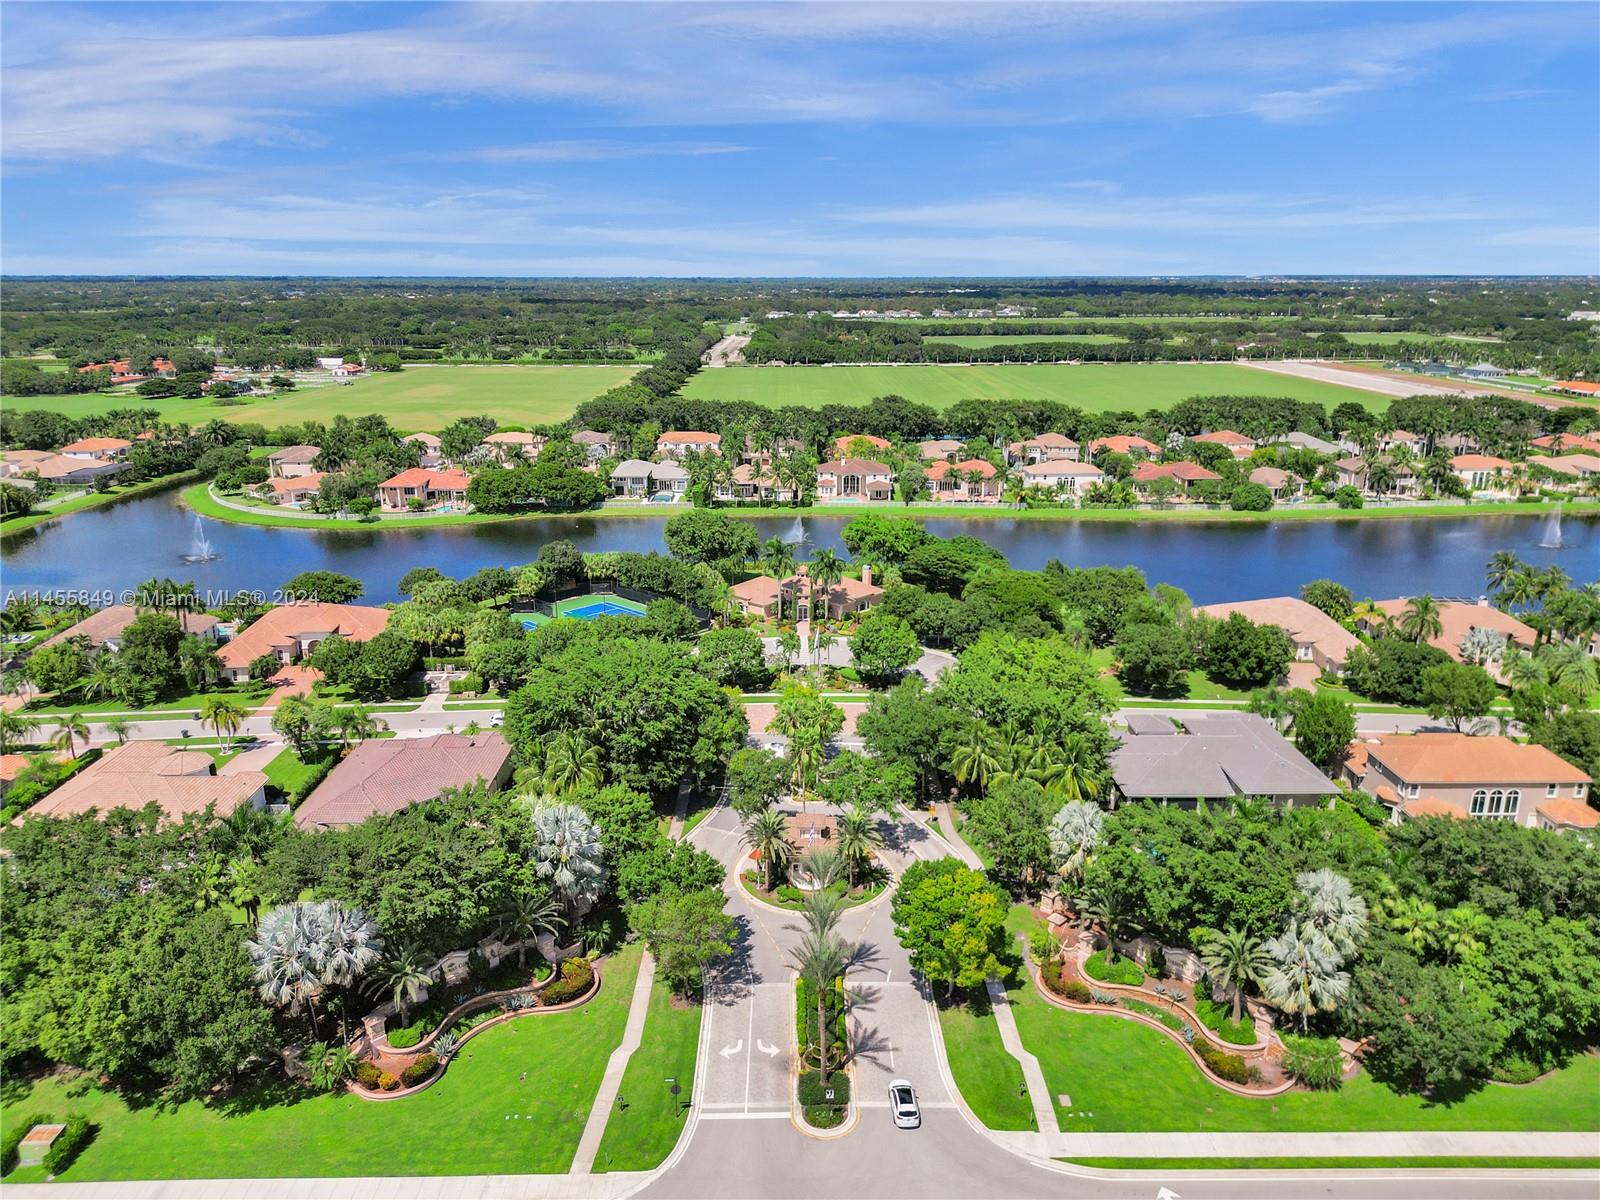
1111,712,1333,801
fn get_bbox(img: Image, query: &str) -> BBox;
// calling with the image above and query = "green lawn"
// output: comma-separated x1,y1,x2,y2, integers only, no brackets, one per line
262,746,339,801
922,334,1127,347
683,363,1389,413
1008,980,1600,1133
1088,648,1253,705
0,944,643,1182
21,684,272,718
3,364,638,431
593,974,701,1172
935,998,1033,1130
1335,332,1502,347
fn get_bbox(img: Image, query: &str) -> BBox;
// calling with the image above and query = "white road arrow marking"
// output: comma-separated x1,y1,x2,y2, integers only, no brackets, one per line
756,1038,779,1057
719,1039,744,1060
1156,1188,1181,1200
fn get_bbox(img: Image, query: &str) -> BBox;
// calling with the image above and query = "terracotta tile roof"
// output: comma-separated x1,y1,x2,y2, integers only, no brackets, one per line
25,741,265,823
42,604,220,649
1370,599,1535,661
1248,466,1295,488
1533,433,1600,453
572,430,612,445
1401,796,1466,820
834,433,892,452
1450,454,1513,471
266,473,325,495
1193,429,1253,446
217,602,390,668
1008,432,1079,452
816,458,892,475
1196,597,1360,662
927,458,996,480
60,437,131,453
1537,798,1600,829
1367,734,1590,786
1537,454,1600,477
1131,461,1221,483
378,467,471,490
1089,435,1161,456
294,733,512,829
657,430,721,444
917,438,965,458
268,445,321,464
1344,742,1371,776
1552,380,1600,395
484,431,543,445
1021,459,1104,478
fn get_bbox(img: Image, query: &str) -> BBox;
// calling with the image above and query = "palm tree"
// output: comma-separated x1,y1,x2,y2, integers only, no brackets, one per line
743,807,792,892
1047,800,1103,889
761,536,796,582
949,724,998,792
790,929,851,1083
1398,594,1444,644
494,891,565,968
102,715,134,745
246,900,384,1041
51,712,89,758
531,803,607,919
794,887,847,938
543,732,605,794
1074,881,1139,964
179,637,223,691
226,856,268,925
0,710,39,754
1545,643,1599,699
335,704,380,750
1261,919,1351,1032
367,942,434,1027
1382,894,1440,953
834,806,883,889
1295,868,1369,960
1350,598,1388,635
1200,926,1274,1024
192,852,229,911
1247,688,1293,732
1485,551,1523,599
1440,904,1490,968
200,695,247,751
307,1041,360,1092
1038,734,1105,804
0,597,40,636
807,549,846,624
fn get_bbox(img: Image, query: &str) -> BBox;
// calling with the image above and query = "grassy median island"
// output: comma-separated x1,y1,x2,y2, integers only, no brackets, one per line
1008,980,1600,1134
934,995,1033,1131
0,944,643,1182
593,970,702,1172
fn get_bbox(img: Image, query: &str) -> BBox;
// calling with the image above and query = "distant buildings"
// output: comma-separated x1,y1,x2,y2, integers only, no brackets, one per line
377,467,472,512
816,458,894,502
41,605,220,651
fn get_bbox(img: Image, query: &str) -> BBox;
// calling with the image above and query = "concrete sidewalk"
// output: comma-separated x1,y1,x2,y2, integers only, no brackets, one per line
4,1174,653,1199
985,977,1059,1136
570,952,658,1174
933,801,984,869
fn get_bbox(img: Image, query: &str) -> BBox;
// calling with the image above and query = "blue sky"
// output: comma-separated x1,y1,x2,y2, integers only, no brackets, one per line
2,1,1596,276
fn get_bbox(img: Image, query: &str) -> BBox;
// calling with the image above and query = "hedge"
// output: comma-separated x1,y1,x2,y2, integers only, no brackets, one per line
1038,959,1091,1003
354,1061,383,1089
41,1115,95,1177
1,1111,49,1175
1082,950,1144,987
1195,1038,1253,1085
798,1070,850,1129
399,1053,440,1088
541,956,595,1006
1281,1034,1344,1089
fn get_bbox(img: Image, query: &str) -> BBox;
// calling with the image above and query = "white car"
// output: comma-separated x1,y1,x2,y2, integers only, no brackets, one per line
888,1079,920,1129
489,712,504,727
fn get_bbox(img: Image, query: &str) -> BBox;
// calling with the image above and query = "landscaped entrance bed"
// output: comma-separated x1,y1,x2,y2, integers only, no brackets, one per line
0,945,644,1183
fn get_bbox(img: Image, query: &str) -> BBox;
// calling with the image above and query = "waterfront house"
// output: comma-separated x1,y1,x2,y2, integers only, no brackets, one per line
1450,454,1516,495
729,462,797,503
1379,429,1426,455
730,564,884,622
1362,598,1535,682
402,432,444,468
60,437,131,461
917,438,965,461
1247,466,1302,500
1129,460,1221,494
1533,454,1600,488
609,458,688,497
42,604,220,651
376,467,472,512
926,458,1001,502
1197,596,1358,676
1019,459,1105,498
1088,434,1161,459
267,445,321,478
1335,455,1419,497
1532,433,1600,455
263,473,325,506
816,458,894,502
1191,430,1255,459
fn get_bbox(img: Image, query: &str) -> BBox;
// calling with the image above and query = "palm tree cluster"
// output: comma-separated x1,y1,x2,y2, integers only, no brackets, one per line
528,802,607,919
246,899,384,1041
950,722,1106,804
519,732,605,798
787,849,856,1086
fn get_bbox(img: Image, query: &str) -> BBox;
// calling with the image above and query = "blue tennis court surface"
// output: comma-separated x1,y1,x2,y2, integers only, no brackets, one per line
565,600,646,620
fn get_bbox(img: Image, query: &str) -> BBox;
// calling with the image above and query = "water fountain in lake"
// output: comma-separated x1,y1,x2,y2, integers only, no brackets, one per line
1537,502,1566,550
179,515,221,564
783,515,810,548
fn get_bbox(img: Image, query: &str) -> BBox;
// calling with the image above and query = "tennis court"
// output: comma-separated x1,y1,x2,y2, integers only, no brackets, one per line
518,592,649,629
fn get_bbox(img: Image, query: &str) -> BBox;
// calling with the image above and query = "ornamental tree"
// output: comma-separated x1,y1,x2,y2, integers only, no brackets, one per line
890,858,1008,996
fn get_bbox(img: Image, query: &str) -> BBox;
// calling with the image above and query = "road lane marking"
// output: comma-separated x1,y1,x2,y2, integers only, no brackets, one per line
698,1111,793,1121
719,1039,744,1060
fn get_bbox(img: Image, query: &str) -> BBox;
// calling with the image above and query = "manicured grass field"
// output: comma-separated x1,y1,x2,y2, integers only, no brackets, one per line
1007,980,1600,1134
934,998,1033,1131
922,334,1127,347
1087,648,1254,704
593,974,702,1172
0,944,643,1182
2,364,638,431
682,363,1389,413
1336,331,1501,346
262,746,338,800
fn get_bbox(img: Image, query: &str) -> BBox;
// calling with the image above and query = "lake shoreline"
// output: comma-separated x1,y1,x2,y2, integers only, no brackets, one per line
180,482,1595,533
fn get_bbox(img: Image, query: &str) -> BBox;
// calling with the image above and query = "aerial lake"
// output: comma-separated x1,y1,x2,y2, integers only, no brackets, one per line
2,484,1594,604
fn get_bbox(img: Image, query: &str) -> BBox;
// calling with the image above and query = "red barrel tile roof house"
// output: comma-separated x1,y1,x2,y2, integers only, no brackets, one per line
216,602,390,681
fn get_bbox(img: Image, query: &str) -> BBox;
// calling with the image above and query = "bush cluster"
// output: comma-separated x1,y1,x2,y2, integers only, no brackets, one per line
354,1061,383,1090
1194,1039,1253,1085
378,1071,401,1092
399,1054,440,1088
541,956,595,1006
1082,950,1144,987
797,1070,850,1128
1281,1034,1344,1089
1,1112,50,1175
386,1024,425,1049
41,1115,95,1177
1038,958,1093,1004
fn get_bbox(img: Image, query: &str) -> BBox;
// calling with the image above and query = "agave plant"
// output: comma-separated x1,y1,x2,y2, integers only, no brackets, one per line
433,1030,459,1059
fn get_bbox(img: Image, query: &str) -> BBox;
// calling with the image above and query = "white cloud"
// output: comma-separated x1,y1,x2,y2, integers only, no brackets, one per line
449,140,752,163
